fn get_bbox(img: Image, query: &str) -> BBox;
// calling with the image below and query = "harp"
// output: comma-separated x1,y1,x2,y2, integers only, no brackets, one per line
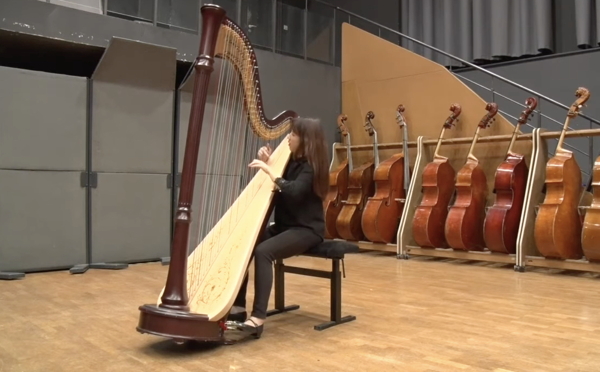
136,4,298,343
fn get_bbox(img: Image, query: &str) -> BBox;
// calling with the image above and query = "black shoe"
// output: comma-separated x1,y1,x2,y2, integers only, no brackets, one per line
227,311,247,322
234,318,264,339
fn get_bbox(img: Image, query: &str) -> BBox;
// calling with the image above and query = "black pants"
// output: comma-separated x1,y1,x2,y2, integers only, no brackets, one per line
233,224,322,319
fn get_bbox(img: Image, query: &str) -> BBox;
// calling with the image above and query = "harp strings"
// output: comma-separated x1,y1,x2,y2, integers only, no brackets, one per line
186,52,223,291
187,26,263,299
188,28,233,295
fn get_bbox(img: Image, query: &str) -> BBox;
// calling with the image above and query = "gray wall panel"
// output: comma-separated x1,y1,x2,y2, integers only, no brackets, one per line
91,173,171,263
254,49,341,148
0,170,86,272
92,81,174,173
0,66,87,171
91,37,176,90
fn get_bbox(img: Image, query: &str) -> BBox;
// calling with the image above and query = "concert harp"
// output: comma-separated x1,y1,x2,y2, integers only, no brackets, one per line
137,4,298,343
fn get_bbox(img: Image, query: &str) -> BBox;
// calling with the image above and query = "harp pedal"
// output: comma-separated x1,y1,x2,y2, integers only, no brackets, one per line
222,321,263,344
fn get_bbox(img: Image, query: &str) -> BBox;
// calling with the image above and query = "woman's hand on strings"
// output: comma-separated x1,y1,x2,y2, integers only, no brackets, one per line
257,144,272,162
249,159,269,172
249,159,276,181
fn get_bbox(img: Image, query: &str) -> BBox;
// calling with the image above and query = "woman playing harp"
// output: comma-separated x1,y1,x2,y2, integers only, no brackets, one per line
228,117,330,338
136,4,327,344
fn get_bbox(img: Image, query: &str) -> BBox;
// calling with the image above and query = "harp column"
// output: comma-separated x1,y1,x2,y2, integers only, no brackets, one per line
158,5,227,311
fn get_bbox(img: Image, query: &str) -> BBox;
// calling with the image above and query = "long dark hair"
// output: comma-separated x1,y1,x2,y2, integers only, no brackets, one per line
291,117,329,200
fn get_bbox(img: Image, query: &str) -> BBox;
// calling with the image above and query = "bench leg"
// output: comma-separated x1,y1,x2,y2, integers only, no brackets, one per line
313,258,356,331
266,258,300,317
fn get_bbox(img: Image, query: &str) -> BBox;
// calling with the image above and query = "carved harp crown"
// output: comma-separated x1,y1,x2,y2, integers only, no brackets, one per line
206,5,298,138
137,4,301,343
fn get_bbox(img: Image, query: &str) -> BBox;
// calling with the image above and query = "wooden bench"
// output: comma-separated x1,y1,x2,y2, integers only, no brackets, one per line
266,240,360,331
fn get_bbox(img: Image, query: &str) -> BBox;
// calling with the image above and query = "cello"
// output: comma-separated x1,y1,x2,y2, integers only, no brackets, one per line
534,87,590,260
582,155,600,262
335,111,377,241
323,114,352,239
412,104,461,248
483,97,537,254
445,102,498,251
361,105,410,244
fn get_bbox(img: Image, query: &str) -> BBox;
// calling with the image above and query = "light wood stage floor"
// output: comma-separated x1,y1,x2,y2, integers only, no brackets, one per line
1,252,600,372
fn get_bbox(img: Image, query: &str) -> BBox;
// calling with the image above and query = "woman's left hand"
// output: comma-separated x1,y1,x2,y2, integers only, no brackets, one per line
249,159,278,182
249,159,270,173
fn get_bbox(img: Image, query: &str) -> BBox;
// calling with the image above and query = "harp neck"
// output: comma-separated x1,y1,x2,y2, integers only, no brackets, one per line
216,20,297,139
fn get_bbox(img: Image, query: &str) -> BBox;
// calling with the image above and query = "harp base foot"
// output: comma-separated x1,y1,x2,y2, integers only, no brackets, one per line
137,304,225,343
0,271,25,280
69,262,128,274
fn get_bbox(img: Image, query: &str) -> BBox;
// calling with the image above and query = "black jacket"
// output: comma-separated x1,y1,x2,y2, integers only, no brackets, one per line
273,157,325,238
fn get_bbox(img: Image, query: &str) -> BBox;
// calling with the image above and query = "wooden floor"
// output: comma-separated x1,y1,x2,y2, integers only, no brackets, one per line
2,252,600,372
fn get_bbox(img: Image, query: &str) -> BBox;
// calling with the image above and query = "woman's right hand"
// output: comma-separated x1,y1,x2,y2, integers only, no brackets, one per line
257,143,272,162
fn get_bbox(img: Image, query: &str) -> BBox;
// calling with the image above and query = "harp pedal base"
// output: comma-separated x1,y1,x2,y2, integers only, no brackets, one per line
69,262,128,275
266,241,359,331
0,271,25,280
137,304,225,343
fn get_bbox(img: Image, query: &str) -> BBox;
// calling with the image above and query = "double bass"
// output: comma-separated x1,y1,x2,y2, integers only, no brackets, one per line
445,102,498,251
534,87,590,260
336,111,377,241
323,114,352,239
582,155,600,262
412,104,461,248
483,97,537,254
361,105,410,244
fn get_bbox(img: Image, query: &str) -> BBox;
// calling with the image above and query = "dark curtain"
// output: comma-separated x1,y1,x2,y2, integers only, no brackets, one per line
400,0,553,66
574,0,600,48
